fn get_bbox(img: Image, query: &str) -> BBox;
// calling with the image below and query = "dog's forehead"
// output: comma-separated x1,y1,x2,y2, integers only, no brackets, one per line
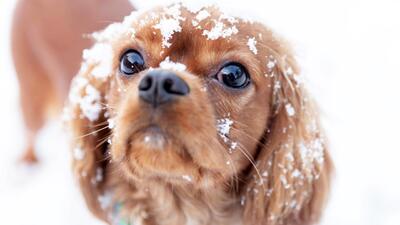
125,4,259,62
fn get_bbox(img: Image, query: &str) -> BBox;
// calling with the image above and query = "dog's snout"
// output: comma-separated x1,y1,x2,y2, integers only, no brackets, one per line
139,70,190,106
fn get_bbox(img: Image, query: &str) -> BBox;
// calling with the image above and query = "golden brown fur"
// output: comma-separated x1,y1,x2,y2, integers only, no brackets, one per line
11,0,134,163
66,4,333,225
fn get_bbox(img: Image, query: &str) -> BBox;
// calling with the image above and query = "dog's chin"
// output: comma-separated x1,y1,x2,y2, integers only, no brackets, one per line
116,125,202,185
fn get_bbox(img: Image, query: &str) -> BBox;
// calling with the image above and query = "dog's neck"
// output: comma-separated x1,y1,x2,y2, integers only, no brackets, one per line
105,166,242,225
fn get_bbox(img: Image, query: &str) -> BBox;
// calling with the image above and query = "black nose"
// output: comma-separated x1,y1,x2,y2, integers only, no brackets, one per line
138,70,190,106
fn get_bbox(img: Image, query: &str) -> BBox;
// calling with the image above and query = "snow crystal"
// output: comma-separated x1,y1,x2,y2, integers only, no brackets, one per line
240,196,246,206
267,56,277,70
247,37,258,54
182,175,193,182
273,81,281,96
299,138,325,172
292,169,301,178
285,103,295,117
230,142,238,151
98,192,113,210
217,117,234,142
73,147,85,161
310,138,325,164
286,152,294,162
79,85,102,122
159,56,187,71
107,118,115,129
153,4,184,48
262,171,268,177
82,43,113,79
286,66,294,76
280,175,290,189
95,167,103,183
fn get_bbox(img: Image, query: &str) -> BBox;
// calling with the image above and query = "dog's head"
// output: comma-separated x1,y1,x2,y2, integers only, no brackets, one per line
66,4,332,225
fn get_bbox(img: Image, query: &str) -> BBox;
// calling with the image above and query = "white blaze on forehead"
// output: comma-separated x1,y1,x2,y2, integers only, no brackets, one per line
247,37,258,55
159,57,187,72
153,4,185,48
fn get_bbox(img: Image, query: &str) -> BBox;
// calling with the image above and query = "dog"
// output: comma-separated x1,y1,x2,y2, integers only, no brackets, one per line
11,0,134,163
65,3,333,225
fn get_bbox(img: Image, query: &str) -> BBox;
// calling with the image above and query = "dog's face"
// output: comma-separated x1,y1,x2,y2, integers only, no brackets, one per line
67,4,332,225
105,6,273,186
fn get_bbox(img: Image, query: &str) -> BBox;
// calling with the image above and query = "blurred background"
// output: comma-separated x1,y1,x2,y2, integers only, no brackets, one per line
0,0,399,224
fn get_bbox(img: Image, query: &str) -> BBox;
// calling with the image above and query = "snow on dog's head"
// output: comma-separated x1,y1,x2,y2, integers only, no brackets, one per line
66,3,332,225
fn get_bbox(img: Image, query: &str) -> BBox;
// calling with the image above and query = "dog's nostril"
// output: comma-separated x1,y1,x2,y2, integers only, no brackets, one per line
163,78,174,93
138,70,190,106
139,76,152,91
162,77,189,96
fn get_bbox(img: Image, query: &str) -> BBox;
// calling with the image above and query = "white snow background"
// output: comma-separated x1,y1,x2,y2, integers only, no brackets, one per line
1,0,400,224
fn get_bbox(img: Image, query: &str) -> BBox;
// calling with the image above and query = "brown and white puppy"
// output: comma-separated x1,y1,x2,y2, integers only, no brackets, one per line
66,3,333,225
11,0,134,163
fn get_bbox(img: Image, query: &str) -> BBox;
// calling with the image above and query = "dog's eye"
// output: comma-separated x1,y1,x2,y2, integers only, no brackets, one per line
216,63,250,89
120,50,145,75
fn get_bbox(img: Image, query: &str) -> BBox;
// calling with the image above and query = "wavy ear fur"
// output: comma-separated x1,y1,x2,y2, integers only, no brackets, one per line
66,62,111,222
241,47,333,225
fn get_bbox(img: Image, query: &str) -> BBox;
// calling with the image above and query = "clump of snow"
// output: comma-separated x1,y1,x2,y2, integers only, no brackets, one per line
203,20,239,40
229,141,238,153
68,76,103,122
107,118,115,129
159,56,187,71
298,138,325,176
285,103,295,117
97,192,113,210
73,147,85,161
247,37,258,54
217,117,234,142
95,167,103,183
267,55,277,70
153,4,185,48
285,66,294,76
279,174,290,189
82,43,113,79
92,23,128,43
292,169,302,178
182,175,193,182
192,9,211,26
79,85,102,122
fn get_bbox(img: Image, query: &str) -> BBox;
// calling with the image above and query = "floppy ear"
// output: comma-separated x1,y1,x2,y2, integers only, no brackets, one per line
65,60,112,222
241,51,333,225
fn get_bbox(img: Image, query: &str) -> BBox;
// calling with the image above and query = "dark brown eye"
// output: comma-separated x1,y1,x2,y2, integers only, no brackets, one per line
216,63,250,89
120,50,145,75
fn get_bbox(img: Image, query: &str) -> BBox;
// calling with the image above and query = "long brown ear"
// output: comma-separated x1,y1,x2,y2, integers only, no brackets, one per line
241,49,333,225
64,53,113,222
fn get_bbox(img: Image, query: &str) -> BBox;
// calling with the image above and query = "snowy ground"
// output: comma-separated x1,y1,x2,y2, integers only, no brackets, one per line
1,0,400,225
